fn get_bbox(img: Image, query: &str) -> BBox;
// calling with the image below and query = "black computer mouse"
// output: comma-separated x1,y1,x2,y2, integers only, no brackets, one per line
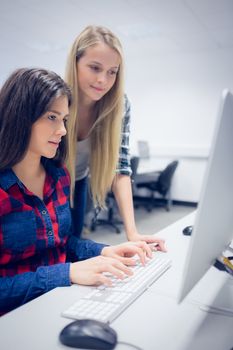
182,225,193,236
59,319,117,350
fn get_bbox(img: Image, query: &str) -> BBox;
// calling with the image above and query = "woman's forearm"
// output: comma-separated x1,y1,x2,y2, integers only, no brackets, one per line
112,174,138,239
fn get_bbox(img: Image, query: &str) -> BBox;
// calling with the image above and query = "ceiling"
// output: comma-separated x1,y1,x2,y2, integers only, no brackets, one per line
0,0,233,80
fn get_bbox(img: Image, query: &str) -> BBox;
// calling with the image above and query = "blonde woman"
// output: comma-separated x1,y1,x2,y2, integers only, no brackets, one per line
65,25,165,249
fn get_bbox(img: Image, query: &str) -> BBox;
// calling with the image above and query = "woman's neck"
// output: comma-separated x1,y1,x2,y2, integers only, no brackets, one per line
77,100,97,141
12,155,46,200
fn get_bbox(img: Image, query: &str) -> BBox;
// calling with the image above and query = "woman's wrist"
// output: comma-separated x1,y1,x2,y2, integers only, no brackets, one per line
101,246,110,256
69,263,74,283
125,227,140,241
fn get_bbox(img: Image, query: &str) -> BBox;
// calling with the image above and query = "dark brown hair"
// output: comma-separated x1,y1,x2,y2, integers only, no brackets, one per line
0,68,72,170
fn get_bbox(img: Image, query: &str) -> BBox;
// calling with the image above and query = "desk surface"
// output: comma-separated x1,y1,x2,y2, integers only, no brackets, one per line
1,212,233,350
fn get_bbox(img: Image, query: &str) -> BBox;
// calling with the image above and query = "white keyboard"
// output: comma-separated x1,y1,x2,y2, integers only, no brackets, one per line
62,252,171,323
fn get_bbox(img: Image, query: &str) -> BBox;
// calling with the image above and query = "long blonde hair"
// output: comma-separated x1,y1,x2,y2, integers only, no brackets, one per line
65,25,124,207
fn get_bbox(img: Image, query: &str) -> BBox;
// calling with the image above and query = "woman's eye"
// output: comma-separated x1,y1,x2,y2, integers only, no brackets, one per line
48,115,56,121
90,65,100,72
109,70,117,76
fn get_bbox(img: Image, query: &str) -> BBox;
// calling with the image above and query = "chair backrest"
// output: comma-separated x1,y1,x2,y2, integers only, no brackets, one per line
130,156,140,180
158,160,179,195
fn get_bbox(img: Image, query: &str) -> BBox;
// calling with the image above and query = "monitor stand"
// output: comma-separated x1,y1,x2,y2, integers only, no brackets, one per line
186,247,233,317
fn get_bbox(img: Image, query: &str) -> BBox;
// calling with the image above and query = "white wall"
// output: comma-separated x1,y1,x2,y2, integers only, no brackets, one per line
127,48,233,150
125,48,233,202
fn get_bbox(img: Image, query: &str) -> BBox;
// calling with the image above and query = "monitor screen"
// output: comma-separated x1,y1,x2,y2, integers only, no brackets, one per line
178,90,233,308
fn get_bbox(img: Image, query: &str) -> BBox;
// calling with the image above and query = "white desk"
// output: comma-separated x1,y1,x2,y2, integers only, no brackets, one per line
1,212,233,350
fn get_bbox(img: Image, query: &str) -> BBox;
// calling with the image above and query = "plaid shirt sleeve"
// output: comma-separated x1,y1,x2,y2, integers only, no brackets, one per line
0,263,71,315
66,236,106,262
116,94,132,176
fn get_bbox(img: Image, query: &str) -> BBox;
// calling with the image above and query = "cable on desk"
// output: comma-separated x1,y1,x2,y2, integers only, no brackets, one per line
117,341,143,350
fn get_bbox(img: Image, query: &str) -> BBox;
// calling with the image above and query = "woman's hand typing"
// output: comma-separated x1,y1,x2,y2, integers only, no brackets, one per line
101,241,153,266
69,255,133,286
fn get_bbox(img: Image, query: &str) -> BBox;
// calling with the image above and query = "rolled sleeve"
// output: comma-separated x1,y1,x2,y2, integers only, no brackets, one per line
116,94,132,176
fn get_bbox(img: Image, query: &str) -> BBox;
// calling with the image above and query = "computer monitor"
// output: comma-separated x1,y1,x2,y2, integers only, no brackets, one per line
178,90,233,309
137,140,150,159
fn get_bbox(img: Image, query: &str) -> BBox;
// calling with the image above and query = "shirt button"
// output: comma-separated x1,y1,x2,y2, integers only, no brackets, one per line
47,230,53,236
41,210,47,215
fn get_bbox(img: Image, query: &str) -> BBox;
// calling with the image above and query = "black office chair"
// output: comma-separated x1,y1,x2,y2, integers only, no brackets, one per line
89,156,140,234
135,160,179,212
89,195,123,234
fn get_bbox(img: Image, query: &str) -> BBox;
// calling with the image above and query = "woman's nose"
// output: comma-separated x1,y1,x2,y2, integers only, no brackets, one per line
97,72,107,84
56,121,67,136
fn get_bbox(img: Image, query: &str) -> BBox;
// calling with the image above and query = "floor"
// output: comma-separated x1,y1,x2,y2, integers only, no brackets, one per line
82,204,195,245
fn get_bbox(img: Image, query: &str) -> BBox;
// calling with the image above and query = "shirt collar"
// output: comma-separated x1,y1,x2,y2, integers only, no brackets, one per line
0,159,61,191
0,169,23,190
42,158,61,183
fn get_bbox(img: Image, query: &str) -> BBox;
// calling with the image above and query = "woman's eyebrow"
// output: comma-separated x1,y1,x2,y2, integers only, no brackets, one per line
89,61,119,70
48,109,70,118
48,109,60,115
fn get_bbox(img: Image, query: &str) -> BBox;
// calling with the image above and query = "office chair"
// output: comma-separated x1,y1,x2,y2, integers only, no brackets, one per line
135,160,179,212
89,156,140,234
89,193,123,234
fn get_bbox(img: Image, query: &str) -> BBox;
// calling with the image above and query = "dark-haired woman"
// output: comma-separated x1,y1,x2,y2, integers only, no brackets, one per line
0,68,153,315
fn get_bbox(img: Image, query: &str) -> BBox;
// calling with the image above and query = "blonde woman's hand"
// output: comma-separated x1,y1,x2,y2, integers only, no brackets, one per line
101,241,154,266
127,230,166,252
69,255,133,286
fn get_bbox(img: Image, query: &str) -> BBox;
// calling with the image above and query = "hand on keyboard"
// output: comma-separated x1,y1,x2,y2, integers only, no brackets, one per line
63,251,172,323
70,241,166,289
70,255,134,287
128,232,167,252
101,241,154,266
